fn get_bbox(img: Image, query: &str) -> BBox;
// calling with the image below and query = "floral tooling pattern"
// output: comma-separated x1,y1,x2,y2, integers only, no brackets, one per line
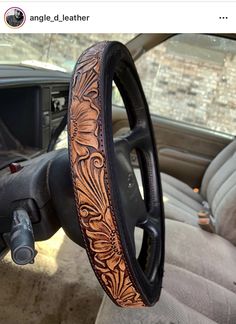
69,42,145,307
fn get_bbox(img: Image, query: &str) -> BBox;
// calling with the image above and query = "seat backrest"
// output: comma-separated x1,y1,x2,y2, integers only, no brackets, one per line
201,140,236,245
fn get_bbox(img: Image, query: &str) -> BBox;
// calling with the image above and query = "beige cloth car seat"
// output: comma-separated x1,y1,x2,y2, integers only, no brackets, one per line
162,139,236,245
95,219,236,324
95,140,236,324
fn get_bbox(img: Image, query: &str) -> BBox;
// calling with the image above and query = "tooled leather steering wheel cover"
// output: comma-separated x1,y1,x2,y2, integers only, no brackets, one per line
68,41,164,307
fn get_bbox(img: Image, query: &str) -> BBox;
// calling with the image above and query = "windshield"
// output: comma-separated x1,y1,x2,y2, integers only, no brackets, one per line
0,34,136,72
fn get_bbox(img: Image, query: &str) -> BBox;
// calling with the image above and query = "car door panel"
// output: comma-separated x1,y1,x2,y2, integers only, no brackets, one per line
158,147,211,188
153,116,233,187
112,106,233,188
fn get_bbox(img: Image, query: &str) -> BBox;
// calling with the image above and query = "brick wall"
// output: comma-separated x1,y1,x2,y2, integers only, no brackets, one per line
135,36,236,135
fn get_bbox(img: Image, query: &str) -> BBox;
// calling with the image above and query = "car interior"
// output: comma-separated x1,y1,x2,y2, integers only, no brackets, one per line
0,33,236,324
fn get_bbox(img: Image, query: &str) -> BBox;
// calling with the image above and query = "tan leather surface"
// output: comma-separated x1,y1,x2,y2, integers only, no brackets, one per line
68,42,145,307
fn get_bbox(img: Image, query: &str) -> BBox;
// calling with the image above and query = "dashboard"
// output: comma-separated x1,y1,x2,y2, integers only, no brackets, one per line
0,65,71,169
0,65,72,256
0,64,135,258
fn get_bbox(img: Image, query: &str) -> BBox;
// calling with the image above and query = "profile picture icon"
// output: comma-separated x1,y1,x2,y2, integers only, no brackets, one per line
4,7,26,28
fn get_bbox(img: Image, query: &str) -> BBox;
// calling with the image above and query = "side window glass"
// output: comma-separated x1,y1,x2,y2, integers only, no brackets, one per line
114,34,236,135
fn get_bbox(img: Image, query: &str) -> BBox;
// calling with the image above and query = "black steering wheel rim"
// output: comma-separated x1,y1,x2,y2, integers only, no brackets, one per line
68,41,165,307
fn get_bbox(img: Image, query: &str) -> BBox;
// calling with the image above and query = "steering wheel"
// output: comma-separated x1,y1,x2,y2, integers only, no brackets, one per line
68,41,165,307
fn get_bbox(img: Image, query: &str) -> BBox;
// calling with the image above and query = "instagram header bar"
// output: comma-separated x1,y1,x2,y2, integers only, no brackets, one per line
0,2,235,32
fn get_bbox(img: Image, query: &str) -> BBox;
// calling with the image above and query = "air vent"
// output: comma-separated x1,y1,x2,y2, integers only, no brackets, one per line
51,87,69,114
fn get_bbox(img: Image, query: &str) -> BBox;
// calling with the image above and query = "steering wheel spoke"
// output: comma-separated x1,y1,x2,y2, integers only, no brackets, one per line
114,138,147,226
124,126,150,150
